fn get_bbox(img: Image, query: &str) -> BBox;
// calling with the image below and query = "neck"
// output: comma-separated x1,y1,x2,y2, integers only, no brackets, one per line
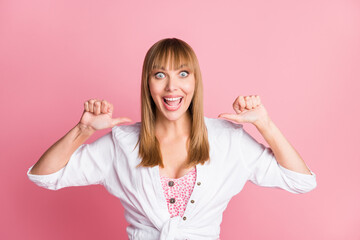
155,111,192,140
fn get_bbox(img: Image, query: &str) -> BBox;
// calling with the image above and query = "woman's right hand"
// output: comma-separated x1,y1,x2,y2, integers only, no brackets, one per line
79,99,132,131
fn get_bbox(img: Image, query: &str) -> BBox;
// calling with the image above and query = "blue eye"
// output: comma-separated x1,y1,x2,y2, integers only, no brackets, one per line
180,71,189,77
155,72,165,79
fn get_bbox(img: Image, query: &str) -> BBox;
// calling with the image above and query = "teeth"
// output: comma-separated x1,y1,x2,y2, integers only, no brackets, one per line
164,97,182,101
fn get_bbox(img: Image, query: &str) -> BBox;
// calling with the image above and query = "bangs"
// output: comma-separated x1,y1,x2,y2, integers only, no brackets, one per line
149,43,195,73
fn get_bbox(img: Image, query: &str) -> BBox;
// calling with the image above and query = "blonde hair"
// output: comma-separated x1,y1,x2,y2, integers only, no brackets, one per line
136,38,210,168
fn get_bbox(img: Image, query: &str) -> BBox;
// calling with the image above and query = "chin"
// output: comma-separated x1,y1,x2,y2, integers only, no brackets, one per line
162,111,187,121
158,106,191,122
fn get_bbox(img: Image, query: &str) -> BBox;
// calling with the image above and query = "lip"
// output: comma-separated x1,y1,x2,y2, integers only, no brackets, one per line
163,95,183,98
162,96,183,111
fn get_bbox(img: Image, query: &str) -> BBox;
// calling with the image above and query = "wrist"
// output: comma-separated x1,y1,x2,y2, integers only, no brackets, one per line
76,122,96,135
253,116,272,131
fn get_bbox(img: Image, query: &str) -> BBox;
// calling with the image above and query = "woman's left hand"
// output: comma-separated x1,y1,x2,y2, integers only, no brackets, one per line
218,95,270,125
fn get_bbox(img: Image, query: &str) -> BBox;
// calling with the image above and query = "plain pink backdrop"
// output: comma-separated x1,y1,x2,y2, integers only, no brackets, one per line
1,0,359,239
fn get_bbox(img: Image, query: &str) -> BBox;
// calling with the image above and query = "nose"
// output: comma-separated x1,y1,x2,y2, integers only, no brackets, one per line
165,75,178,91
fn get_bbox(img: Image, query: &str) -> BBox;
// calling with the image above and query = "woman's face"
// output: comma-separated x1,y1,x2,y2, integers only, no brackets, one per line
149,62,195,122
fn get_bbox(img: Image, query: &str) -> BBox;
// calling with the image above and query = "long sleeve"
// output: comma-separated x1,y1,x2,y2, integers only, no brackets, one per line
26,131,116,190
239,126,317,194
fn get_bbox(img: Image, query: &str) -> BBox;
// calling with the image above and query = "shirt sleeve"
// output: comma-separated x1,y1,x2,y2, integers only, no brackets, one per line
239,126,317,194
26,131,116,191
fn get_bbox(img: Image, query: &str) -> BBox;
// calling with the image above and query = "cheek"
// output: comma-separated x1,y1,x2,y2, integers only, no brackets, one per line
183,80,195,95
149,81,162,96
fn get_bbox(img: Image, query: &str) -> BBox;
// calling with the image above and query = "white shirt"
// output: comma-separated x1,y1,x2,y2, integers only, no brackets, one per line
27,116,317,240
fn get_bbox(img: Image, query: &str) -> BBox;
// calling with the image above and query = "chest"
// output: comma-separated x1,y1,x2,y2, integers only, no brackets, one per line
158,137,194,179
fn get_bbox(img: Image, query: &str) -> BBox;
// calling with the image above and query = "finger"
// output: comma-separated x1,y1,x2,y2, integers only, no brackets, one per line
239,96,246,111
101,100,107,113
108,103,114,113
251,95,258,108
233,97,241,114
112,117,132,126
94,101,101,115
84,101,89,112
245,96,253,109
89,99,95,112
218,113,238,122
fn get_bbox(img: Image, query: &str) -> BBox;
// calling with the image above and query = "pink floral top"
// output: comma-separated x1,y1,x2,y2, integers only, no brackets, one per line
160,167,197,218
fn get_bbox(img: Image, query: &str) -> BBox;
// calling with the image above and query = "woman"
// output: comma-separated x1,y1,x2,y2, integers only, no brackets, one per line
27,38,317,240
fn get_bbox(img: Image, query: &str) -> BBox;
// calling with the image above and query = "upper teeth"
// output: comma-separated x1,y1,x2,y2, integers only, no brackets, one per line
164,97,182,101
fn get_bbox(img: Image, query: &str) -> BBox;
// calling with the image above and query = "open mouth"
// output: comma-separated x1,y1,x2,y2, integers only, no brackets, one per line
163,97,183,106
162,97,183,110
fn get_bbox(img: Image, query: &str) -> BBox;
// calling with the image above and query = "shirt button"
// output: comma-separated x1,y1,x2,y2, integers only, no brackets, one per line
168,181,174,187
190,200,195,204
183,216,187,221
170,198,176,204
197,182,201,186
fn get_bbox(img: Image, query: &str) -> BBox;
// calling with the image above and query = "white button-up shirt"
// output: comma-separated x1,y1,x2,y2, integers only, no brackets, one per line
27,117,317,240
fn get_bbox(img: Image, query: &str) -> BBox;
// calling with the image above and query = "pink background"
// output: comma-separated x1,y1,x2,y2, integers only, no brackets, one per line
1,0,359,239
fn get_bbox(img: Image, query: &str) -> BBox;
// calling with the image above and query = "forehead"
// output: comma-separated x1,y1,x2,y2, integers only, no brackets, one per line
150,50,194,72
152,63,189,71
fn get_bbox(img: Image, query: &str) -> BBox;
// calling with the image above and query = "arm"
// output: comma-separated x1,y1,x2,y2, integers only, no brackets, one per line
29,123,95,175
219,95,316,194
29,99,131,176
254,117,312,175
219,95,313,175
27,99,132,190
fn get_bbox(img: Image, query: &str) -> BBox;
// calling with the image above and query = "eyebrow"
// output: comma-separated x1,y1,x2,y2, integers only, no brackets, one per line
153,64,188,71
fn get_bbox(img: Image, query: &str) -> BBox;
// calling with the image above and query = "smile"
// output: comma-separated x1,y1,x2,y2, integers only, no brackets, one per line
162,97,183,111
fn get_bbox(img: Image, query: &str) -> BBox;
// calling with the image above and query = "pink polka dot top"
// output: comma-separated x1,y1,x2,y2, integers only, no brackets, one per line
159,167,221,240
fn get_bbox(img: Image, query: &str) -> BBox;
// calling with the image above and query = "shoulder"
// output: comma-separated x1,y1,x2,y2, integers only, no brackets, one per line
112,121,141,134
204,116,244,144
111,121,141,146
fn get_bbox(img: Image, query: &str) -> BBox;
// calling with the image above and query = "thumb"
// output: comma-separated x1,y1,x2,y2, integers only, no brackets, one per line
111,117,132,126
218,113,239,123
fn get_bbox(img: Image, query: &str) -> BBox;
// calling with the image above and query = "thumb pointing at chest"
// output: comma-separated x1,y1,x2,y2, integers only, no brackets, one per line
111,117,132,126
